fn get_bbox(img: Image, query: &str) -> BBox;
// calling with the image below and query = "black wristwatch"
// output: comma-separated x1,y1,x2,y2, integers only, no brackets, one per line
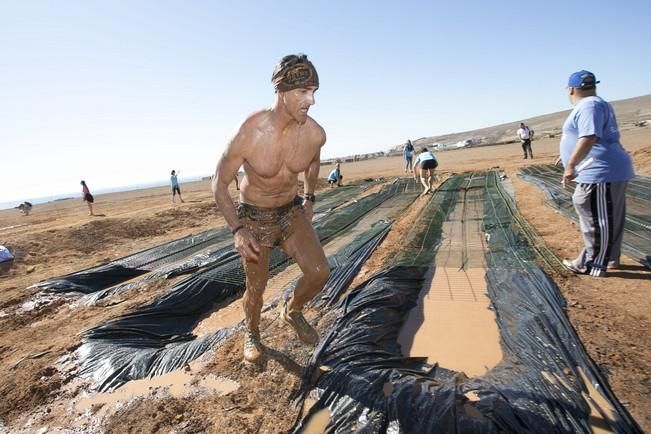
303,193,316,203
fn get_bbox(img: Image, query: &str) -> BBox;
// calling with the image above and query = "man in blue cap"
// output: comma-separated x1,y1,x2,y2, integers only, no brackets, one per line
559,70,634,277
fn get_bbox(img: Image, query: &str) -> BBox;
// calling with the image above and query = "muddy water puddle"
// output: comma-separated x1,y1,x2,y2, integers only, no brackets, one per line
74,359,239,417
398,193,503,376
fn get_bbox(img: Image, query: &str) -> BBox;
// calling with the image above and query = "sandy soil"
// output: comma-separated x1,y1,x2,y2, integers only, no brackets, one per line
0,126,650,432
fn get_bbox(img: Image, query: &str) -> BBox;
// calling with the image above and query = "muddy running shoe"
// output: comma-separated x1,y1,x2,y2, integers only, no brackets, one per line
280,303,319,345
243,330,262,363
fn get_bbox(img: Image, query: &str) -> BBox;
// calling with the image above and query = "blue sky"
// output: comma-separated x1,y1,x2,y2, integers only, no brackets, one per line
1,0,650,205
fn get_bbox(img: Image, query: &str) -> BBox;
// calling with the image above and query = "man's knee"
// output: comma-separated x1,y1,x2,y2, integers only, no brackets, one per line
305,262,330,286
572,190,590,208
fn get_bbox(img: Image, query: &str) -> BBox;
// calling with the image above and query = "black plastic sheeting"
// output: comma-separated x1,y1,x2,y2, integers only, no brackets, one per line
83,245,241,304
519,164,651,268
30,179,382,296
76,178,420,391
293,172,641,433
313,178,381,216
78,224,390,392
31,227,232,294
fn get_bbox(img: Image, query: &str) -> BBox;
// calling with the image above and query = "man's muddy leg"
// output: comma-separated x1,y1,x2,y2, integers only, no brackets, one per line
241,247,270,362
280,212,329,344
282,214,329,311
242,247,271,335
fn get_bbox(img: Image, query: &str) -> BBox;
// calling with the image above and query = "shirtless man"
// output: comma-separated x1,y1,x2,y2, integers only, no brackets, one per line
212,54,330,363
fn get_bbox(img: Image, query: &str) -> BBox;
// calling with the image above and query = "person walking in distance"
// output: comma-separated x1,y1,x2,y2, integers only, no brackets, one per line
212,54,329,364
170,170,184,203
517,122,533,159
80,180,94,216
403,139,415,172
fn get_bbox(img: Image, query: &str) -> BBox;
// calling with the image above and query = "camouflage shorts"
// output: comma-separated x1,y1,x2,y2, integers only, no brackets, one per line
236,196,304,248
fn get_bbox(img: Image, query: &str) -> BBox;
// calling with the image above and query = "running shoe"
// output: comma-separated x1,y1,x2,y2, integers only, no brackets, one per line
280,302,319,345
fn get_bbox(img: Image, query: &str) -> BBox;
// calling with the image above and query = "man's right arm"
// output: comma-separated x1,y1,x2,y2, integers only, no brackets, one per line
212,126,261,262
212,142,243,231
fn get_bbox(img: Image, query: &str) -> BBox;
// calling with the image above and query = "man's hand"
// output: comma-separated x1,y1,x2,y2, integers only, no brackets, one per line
234,228,261,263
562,166,577,186
303,200,314,221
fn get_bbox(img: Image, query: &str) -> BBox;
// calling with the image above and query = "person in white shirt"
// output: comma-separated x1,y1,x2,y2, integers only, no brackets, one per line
517,122,533,159
413,147,438,195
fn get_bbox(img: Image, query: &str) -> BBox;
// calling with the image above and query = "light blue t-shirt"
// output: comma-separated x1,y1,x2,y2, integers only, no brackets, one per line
560,96,634,183
328,168,340,181
414,151,436,166
170,174,179,187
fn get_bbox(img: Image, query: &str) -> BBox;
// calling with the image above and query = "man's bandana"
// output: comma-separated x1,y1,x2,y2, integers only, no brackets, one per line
272,58,319,92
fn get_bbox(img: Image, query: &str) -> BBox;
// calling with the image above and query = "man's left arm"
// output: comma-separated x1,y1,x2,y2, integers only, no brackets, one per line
303,149,321,221
303,127,326,221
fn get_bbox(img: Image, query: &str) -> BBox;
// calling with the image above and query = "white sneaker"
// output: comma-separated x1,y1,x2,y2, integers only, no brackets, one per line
563,259,587,275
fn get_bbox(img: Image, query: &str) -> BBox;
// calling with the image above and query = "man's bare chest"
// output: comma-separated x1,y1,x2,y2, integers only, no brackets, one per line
245,138,316,178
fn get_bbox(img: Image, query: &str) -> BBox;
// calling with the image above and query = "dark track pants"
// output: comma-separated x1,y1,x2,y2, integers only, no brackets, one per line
521,140,533,159
569,181,627,276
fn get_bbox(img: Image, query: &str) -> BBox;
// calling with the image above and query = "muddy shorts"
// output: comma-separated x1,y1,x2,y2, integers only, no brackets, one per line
236,196,304,248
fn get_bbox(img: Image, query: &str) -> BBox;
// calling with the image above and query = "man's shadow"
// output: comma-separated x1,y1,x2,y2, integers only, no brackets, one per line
606,263,650,280
258,346,305,377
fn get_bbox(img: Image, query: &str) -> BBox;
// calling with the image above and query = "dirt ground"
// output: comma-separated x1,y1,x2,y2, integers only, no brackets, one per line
0,127,650,433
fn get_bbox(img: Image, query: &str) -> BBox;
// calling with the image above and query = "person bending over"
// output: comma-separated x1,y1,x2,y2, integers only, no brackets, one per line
413,147,438,195
327,162,343,187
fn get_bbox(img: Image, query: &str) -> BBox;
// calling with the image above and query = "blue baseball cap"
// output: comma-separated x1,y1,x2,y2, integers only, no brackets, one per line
567,70,600,89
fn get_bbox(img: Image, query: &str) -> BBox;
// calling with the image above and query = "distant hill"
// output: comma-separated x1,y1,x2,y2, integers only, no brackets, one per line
393,94,651,152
